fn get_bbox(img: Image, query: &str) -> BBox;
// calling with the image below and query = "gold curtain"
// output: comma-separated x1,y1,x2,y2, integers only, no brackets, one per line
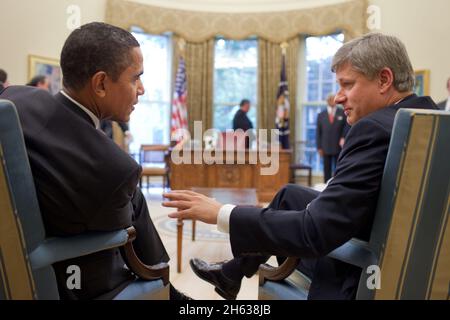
258,40,281,132
258,37,299,146
172,36,214,135
106,0,368,42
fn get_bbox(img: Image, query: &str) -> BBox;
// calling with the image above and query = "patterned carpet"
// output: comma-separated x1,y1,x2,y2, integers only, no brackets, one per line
153,214,229,242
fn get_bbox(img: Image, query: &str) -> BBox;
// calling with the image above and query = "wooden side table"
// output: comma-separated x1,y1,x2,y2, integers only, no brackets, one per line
176,187,259,273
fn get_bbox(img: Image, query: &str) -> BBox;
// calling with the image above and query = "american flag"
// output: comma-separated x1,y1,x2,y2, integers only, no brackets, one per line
276,55,290,149
171,57,188,143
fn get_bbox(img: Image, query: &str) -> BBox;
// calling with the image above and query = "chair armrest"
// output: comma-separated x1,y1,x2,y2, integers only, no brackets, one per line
258,257,300,285
258,239,377,286
120,227,169,286
327,238,378,269
29,229,130,270
29,227,170,286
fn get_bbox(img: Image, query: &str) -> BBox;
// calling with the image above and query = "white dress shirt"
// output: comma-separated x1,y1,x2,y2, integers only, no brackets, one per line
446,97,450,112
217,204,236,233
327,106,337,118
60,90,100,129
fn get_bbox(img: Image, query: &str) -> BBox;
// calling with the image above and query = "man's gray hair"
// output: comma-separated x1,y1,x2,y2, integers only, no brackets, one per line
332,33,415,92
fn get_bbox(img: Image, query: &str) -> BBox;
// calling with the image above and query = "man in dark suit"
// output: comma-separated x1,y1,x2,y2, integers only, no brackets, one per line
436,77,450,111
316,94,349,182
0,68,9,93
0,22,189,300
26,75,50,91
232,99,254,149
162,33,439,300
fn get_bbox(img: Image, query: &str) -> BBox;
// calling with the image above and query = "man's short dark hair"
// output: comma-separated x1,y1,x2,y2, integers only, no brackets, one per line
27,75,47,87
60,22,140,90
0,69,7,83
240,99,250,107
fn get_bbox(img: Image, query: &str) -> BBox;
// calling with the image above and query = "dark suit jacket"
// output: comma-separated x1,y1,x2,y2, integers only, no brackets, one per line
437,99,447,110
233,109,254,148
232,109,253,132
0,86,141,299
316,107,348,155
229,94,438,299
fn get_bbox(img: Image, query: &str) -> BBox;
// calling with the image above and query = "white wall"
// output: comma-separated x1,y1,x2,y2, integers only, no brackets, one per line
0,0,106,86
370,0,450,102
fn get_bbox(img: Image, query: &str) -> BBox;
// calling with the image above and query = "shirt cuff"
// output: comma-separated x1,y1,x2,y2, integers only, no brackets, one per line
217,204,236,234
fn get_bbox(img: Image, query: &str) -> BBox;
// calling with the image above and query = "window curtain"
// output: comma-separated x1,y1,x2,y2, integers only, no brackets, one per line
258,37,299,147
106,0,368,43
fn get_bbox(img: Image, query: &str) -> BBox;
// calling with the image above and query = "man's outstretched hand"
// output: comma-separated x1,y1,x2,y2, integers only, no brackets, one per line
162,190,223,224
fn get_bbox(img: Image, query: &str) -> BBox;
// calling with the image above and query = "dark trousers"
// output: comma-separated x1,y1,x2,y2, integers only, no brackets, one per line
323,154,338,183
222,184,320,281
131,188,169,265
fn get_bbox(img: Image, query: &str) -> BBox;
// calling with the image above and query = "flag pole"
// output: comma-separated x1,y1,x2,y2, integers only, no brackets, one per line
276,42,291,150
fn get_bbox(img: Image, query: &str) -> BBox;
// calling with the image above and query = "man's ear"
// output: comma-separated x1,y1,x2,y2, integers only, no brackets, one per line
91,71,107,98
379,67,394,94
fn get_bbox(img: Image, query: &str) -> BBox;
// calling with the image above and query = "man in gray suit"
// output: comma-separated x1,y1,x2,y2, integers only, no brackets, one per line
316,94,349,182
437,77,450,111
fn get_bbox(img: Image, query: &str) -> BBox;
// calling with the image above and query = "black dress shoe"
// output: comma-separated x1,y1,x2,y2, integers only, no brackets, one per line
189,258,241,300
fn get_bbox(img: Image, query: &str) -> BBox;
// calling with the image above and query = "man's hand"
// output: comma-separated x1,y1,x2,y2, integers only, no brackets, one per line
339,138,345,148
162,190,223,224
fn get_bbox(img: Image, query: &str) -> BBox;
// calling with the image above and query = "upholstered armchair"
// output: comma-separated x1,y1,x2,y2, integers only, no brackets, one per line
259,109,450,300
0,100,169,300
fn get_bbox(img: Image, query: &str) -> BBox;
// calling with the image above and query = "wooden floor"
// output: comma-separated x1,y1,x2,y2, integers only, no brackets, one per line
143,187,264,300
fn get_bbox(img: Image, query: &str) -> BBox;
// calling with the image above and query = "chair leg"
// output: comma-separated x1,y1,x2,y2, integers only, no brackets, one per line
166,173,170,191
177,218,184,273
192,219,196,242
290,169,295,184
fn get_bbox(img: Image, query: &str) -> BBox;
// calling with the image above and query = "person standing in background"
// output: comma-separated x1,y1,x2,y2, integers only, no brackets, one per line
232,99,254,149
316,94,349,183
437,77,450,111
100,119,130,140
100,119,133,152
0,69,9,92
26,75,50,91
